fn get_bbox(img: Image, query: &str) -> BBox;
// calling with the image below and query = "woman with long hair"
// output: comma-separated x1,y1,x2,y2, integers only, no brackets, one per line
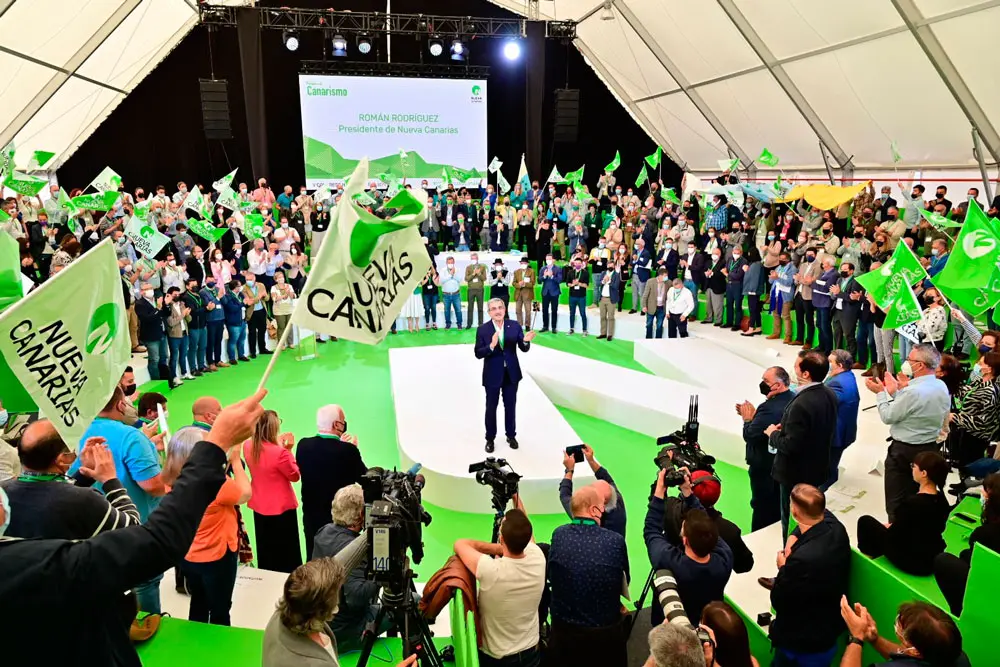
741,247,766,337
49,235,81,276
934,473,1000,615
243,410,301,573
700,600,759,667
947,352,1000,467
856,450,951,575
164,426,251,625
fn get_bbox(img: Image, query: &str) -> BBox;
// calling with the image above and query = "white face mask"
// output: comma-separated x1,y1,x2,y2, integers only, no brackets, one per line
546,259,554,265
900,361,913,378
143,289,154,299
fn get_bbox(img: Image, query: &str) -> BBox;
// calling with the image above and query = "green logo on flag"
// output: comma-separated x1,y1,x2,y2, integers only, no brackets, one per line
139,225,155,239
85,303,121,355
964,230,997,260
472,85,482,96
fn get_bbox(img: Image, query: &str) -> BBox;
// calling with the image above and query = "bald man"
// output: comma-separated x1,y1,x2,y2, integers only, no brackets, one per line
296,404,368,559
546,485,629,666
2,421,140,540
192,396,222,430
559,444,626,538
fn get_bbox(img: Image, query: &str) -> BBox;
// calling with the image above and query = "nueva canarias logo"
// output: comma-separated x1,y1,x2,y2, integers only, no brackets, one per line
471,84,482,96
85,303,121,355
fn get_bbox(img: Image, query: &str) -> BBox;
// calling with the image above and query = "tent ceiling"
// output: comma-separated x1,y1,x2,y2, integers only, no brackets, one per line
491,0,1000,172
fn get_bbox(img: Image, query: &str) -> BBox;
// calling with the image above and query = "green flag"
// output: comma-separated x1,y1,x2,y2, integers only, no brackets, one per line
213,168,238,192
186,217,228,243
919,208,962,229
181,187,206,216
244,213,268,240
488,157,503,174
574,183,594,206
0,207,8,224
935,200,1000,292
604,151,621,173
757,148,779,168
890,140,902,164
645,147,662,169
882,282,923,330
856,241,927,309
563,165,585,184
313,186,332,204
0,141,15,180
353,191,377,206
87,166,122,194
3,171,47,196
663,188,681,206
497,169,511,195
132,198,152,220
215,185,241,212
635,165,649,189
717,158,740,173
71,191,120,211
545,165,563,184
26,150,56,170
125,215,171,258
0,239,131,449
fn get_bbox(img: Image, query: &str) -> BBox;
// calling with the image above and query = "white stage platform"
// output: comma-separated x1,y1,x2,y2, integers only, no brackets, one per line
389,345,594,514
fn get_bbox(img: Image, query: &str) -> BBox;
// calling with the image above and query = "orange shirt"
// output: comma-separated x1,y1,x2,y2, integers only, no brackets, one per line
185,478,242,563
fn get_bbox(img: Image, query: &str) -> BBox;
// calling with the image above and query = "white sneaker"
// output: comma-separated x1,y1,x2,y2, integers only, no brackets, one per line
583,331,589,337
172,377,184,385
184,373,195,380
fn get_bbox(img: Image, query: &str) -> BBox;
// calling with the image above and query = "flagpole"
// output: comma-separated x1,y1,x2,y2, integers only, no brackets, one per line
256,322,295,392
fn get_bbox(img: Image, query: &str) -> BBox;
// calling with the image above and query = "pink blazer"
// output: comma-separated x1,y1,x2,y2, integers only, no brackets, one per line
243,440,300,515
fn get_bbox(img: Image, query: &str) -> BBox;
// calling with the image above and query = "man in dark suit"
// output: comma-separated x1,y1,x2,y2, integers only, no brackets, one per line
875,185,898,223
764,351,839,541
823,350,860,491
830,261,863,357
475,298,537,453
295,404,368,560
680,241,708,322
738,365,796,532
439,193,463,250
656,239,679,280
723,247,748,330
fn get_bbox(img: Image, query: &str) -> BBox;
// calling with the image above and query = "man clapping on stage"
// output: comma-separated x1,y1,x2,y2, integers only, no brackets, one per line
475,298,536,453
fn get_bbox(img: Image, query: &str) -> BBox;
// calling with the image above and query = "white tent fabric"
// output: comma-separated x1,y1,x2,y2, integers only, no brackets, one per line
490,0,1000,174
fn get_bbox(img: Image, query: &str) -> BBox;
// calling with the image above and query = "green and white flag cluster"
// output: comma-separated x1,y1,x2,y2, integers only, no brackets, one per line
919,208,962,230
488,157,503,174
244,213,268,240
545,165,563,184
718,157,740,173
125,215,171,258
563,165,584,184
933,200,1000,315
0,239,131,449
88,166,122,194
856,242,928,329
213,168,238,193
496,169,511,195
292,157,432,344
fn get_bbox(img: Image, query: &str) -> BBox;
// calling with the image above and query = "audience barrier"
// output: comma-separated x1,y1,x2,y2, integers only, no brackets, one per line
449,591,481,667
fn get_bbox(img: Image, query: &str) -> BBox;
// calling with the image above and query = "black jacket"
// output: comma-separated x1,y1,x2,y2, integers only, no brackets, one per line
744,391,796,471
185,256,207,287
0,442,226,667
312,523,380,646
706,257,727,295
769,383,838,487
181,289,207,330
707,508,754,574
833,275,863,318
770,510,851,652
295,435,368,535
134,296,167,342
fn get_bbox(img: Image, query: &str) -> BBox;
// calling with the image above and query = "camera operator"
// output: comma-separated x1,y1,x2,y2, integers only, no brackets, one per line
560,444,626,538
643,623,707,667
0,389,267,666
767,485,851,667
688,470,754,574
840,598,969,667
737,366,794,532
644,468,733,625
453,495,545,667
312,484,386,652
545,486,629,667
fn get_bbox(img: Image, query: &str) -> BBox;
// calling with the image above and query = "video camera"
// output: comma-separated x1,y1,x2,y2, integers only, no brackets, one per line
653,395,716,487
469,457,521,515
359,467,432,587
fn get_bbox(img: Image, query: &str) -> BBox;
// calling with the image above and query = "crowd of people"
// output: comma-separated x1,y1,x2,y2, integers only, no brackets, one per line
2,168,997,667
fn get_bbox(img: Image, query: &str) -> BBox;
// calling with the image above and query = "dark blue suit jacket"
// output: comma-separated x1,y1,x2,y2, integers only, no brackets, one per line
826,372,859,449
474,319,531,388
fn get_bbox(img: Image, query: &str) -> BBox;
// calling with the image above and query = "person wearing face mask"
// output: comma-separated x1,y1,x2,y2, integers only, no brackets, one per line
589,238,612,306
201,276,228,370
790,247,823,348
655,235,680,281
722,246,748,331
737,366,794,531
817,221,840,255
864,344,951,521
640,269,669,339
664,277,695,338
565,257,590,336
252,178,275,206
810,257,839,354
439,257,464,330
511,258,536,331
874,185,897,222
840,599,969,667
295,186,314,229
135,282,170,381
946,352,1000,468
545,486,629,666
766,252,798,343
703,247,727,326
0,402,20,482
629,237,653,314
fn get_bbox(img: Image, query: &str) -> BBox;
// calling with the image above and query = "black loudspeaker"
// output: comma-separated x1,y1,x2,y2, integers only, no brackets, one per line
553,88,580,143
199,79,232,140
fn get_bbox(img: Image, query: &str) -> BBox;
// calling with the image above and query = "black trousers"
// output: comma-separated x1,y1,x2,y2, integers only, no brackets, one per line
832,309,859,357
748,464,781,532
485,372,519,439
247,308,268,357
725,284,743,327
181,549,238,625
542,294,559,330
747,293,763,329
933,553,970,616
543,620,627,667
884,439,939,522
793,294,815,343
667,313,688,338
253,509,302,573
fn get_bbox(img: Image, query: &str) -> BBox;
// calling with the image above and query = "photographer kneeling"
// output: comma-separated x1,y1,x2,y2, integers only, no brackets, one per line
312,484,390,652
644,467,733,625
453,495,546,667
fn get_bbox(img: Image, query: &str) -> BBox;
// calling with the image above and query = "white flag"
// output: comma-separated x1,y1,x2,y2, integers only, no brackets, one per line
291,158,432,344
545,165,563,184
215,185,242,212
0,240,130,449
488,157,503,174
125,215,171,258
87,166,122,194
497,169,511,195
213,168,239,193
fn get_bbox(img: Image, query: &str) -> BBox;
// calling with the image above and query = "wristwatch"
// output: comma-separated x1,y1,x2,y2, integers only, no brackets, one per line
564,469,573,475
847,637,864,647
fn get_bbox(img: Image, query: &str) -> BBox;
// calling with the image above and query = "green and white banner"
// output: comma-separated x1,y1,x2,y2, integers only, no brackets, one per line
125,215,171,258
299,75,487,189
0,240,130,449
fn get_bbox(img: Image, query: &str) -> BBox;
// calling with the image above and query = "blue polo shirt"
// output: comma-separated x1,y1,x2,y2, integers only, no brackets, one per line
68,417,162,522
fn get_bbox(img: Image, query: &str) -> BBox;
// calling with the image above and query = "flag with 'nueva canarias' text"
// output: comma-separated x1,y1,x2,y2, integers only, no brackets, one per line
291,158,431,344
855,241,927,309
0,239,130,449
125,215,171,258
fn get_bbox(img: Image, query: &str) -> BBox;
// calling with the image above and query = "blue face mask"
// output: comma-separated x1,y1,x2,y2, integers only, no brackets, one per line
0,410,8,427
979,344,992,356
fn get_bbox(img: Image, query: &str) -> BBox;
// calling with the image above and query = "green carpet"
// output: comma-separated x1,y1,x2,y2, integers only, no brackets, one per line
160,329,748,598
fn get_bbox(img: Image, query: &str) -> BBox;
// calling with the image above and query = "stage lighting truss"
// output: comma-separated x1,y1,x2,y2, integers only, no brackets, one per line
300,60,490,80
283,30,300,52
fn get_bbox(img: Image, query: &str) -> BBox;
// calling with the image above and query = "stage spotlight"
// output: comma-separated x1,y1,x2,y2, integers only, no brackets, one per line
357,35,372,55
503,40,521,61
283,30,300,52
428,39,443,57
332,34,348,57
450,39,465,61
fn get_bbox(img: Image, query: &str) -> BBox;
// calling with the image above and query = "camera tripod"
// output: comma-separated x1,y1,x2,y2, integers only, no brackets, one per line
355,567,451,667
625,567,658,639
